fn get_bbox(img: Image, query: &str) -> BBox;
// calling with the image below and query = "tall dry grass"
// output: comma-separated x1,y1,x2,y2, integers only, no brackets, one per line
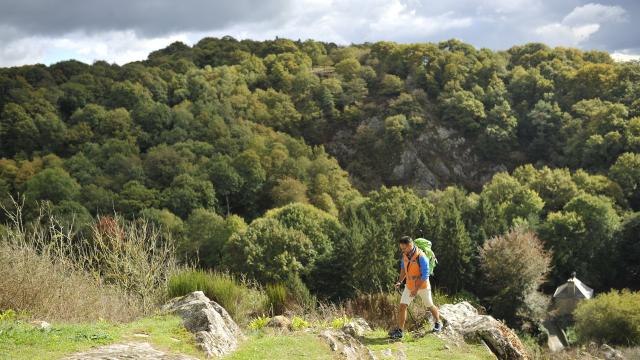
0,198,178,322
343,288,481,329
0,243,141,322
87,216,178,311
344,292,400,329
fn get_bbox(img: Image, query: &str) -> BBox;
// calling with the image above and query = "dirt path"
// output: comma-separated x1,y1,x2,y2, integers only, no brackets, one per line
62,342,199,360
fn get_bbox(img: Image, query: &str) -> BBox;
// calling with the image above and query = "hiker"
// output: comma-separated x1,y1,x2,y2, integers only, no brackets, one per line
389,236,442,339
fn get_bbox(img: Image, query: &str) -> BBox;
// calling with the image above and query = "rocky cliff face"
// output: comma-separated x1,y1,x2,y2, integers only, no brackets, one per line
327,119,506,193
389,124,507,192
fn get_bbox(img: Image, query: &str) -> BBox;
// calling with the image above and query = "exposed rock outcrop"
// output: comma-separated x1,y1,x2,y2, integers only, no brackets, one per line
600,344,625,360
398,125,508,192
319,329,377,360
439,301,529,360
341,317,372,338
63,342,199,360
162,291,243,358
329,117,507,193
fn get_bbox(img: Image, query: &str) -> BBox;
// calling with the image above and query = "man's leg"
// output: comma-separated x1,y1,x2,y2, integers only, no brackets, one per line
419,288,442,331
429,305,441,323
395,286,413,335
398,303,408,330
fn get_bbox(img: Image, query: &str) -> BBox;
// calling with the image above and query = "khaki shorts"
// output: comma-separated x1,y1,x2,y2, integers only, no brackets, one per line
400,285,434,307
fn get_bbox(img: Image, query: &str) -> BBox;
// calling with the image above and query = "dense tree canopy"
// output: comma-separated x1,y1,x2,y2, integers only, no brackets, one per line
0,37,638,314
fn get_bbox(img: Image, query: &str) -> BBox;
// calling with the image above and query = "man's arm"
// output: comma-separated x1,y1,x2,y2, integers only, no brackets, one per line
419,254,429,281
398,268,406,283
396,256,406,288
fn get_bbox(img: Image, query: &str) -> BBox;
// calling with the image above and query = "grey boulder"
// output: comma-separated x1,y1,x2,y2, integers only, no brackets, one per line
341,317,372,337
600,344,625,360
162,291,243,358
439,301,530,360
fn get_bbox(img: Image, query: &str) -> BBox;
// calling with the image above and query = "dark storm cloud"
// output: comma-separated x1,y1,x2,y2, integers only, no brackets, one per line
0,0,290,37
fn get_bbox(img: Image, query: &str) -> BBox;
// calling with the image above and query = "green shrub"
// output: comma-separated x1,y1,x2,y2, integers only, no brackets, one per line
0,309,19,322
331,315,351,329
575,290,640,346
565,326,578,345
248,315,271,330
265,284,287,315
262,277,317,315
167,269,267,325
291,316,310,330
286,275,317,312
167,270,210,298
479,228,551,325
519,333,546,360
432,289,480,307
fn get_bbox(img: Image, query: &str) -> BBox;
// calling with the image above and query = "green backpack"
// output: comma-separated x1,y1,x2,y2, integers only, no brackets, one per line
414,238,437,275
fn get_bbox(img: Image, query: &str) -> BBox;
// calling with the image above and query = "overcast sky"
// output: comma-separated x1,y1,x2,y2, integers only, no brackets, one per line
0,0,638,67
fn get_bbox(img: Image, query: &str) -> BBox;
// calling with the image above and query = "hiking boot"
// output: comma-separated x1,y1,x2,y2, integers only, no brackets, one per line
432,322,442,333
389,328,404,339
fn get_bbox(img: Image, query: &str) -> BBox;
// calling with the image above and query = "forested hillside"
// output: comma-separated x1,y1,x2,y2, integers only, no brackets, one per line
1,37,639,331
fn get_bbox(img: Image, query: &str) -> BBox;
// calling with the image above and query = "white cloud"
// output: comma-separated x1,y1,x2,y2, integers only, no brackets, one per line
0,0,636,66
0,0,478,66
0,26,46,67
50,31,189,64
208,0,473,45
367,2,472,40
0,28,189,66
535,23,601,46
611,50,640,62
476,0,542,15
534,3,627,47
562,3,627,25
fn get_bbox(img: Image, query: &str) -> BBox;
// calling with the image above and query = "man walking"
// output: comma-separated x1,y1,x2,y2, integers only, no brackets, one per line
389,236,442,339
